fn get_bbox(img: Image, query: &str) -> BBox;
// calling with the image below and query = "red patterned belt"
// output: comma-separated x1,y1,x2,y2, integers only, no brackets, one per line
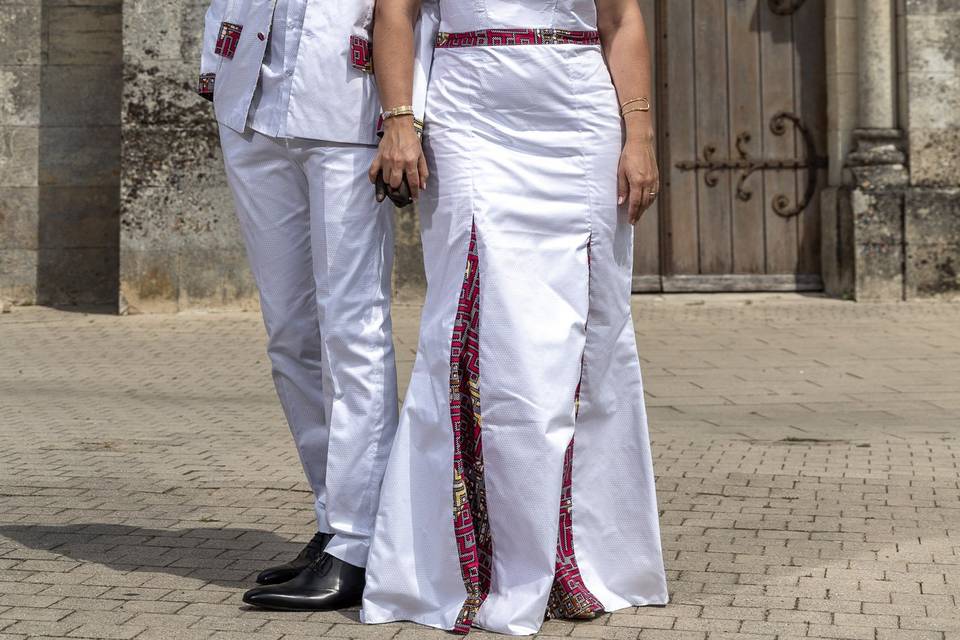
436,28,601,49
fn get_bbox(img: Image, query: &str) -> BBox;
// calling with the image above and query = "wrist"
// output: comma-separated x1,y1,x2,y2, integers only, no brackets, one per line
383,114,416,129
625,125,655,144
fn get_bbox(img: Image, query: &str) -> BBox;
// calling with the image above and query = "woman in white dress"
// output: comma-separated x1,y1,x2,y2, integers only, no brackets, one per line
363,0,669,634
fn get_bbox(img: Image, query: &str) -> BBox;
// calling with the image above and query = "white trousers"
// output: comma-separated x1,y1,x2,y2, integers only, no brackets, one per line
219,126,399,567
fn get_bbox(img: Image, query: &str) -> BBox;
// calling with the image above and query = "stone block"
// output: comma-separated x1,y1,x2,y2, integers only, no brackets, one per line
0,5,42,66
123,61,218,128
852,189,904,245
850,189,905,301
906,188,960,243
906,72,960,131
40,64,122,128
46,5,122,67
909,127,960,188
121,123,221,192
124,0,187,65
0,248,37,304
176,246,257,311
118,248,179,313
0,125,39,188
38,125,120,187
38,186,119,249
120,182,237,254
0,65,41,127
0,186,39,250
904,188,960,298
904,14,960,76
36,246,119,306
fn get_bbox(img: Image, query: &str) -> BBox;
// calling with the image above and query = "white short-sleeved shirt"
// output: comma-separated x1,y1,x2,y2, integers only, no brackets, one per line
200,0,382,144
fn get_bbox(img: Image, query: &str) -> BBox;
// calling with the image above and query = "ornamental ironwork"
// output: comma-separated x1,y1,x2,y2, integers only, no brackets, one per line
675,111,828,218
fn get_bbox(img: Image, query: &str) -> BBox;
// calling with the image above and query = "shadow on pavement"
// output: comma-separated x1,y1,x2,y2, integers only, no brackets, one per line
0,523,301,589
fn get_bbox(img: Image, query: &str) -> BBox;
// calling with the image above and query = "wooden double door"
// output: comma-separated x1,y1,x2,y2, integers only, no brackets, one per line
633,0,827,293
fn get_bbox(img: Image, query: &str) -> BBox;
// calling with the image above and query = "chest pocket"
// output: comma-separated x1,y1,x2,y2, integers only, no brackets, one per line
350,1,376,73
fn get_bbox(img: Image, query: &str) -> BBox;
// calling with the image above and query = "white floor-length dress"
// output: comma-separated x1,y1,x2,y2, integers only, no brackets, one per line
362,0,669,635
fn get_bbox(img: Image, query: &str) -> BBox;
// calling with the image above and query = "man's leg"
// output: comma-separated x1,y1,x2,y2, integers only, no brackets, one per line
238,137,400,611
302,140,399,569
219,127,336,569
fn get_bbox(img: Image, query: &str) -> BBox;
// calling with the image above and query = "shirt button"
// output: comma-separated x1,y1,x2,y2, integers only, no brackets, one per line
257,32,266,40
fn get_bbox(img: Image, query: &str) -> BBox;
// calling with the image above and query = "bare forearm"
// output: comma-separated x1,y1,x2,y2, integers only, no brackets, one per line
373,0,421,111
370,0,429,199
598,1,655,142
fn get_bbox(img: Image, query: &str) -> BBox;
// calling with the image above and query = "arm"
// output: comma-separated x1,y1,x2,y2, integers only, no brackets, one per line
597,0,658,223
369,0,428,200
198,0,229,101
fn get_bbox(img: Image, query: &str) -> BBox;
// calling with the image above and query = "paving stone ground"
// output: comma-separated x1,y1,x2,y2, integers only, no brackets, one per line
1,294,959,640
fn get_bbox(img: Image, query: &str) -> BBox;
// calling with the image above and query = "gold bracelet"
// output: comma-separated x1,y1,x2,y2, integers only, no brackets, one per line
382,105,415,121
622,105,652,117
620,97,651,114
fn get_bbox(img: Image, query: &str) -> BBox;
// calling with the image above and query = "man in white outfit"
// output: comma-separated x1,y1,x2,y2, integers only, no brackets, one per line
198,0,397,610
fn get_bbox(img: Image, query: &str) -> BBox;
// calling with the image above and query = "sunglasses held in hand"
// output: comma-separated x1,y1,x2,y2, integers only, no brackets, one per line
375,171,414,208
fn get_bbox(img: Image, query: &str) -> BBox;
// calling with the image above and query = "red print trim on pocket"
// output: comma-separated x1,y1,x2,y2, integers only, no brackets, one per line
215,22,243,59
350,36,374,73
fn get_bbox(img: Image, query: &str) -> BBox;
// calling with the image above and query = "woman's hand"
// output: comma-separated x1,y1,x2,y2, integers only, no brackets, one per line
597,0,657,224
617,132,659,224
369,116,429,202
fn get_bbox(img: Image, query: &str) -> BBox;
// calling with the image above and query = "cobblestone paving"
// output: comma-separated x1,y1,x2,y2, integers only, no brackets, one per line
1,295,959,640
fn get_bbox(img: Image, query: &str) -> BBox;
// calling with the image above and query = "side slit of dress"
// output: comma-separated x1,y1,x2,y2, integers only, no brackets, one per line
451,222,493,634
450,229,604,633
546,238,605,621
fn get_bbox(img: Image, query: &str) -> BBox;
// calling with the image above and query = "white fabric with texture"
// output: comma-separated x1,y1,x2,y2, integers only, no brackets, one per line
362,0,669,633
202,0,381,143
219,127,398,567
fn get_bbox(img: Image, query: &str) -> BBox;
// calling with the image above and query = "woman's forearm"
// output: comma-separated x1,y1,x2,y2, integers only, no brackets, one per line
598,0,655,142
370,0,429,198
373,0,422,112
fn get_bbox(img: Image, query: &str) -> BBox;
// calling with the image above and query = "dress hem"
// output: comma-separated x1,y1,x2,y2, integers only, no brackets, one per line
362,597,672,637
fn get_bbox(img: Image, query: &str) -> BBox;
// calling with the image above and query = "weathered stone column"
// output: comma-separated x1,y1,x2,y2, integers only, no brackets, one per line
847,0,905,183
36,0,123,306
857,0,897,130
840,0,908,300
0,0,122,308
0,1,42,304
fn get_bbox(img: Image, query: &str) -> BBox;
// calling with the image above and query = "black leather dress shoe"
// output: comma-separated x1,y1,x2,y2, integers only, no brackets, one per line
255,531,333,585
243,553,365,611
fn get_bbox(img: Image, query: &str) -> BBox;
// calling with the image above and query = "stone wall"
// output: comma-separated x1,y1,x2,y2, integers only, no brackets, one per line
0,0,122,307
901,0,960,297
4,0,954,309
119,0,424,313
120,0,255,313
822,0,960,301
